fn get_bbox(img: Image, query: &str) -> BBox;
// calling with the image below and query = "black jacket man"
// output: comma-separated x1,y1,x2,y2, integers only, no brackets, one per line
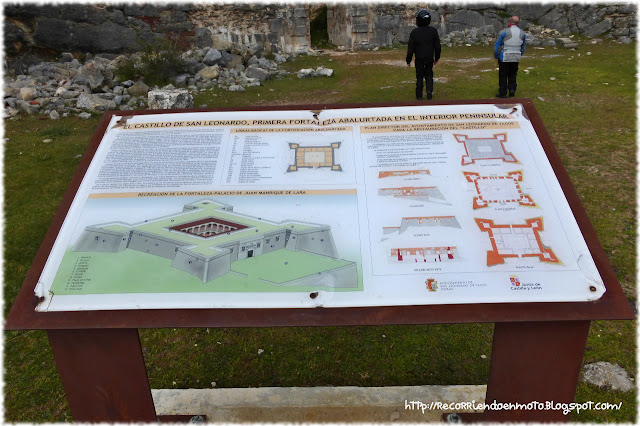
406,9,441,100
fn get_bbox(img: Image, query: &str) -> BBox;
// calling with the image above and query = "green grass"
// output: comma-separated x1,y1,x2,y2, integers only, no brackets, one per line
4,41,636,422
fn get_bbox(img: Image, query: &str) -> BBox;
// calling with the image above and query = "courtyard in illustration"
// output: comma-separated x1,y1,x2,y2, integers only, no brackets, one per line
464,171,536,209
475,217,559,266
455,133,517,165
287,142,342,172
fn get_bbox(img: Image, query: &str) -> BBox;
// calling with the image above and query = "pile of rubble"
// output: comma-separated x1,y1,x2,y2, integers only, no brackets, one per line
4,46,333,119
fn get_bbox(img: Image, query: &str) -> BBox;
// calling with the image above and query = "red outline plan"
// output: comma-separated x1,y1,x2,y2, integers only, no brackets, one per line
475,217,559,266
463,171,535,209
455,133,517,165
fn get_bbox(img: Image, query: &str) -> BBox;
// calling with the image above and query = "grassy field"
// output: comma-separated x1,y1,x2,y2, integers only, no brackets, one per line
4,41,636,422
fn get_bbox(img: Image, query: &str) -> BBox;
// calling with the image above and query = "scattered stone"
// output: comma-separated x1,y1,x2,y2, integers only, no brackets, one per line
202,48,222,66
50,110,60,120
147,89,194,109
582,362,634,392
128,80,149,97
198,65,220,81
20,87,38,101
257,349,264,355
537,96,546,101
228,84,245,92
297,68,315,78
60,52,74,63
77,93,117,112
245,65,269,81
274,53,287,63
78,112,92,119
549,77,556,80
556,37,578,49
42,139,52,143
74,62,105,89
15,100,39,114
172,73,191,87
315,67,333,77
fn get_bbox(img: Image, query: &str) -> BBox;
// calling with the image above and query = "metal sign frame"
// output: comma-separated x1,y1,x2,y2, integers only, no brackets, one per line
6,99,633,422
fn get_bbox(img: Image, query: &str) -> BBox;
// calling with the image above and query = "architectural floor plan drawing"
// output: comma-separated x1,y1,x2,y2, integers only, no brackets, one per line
475,217,559,266
287,142,342,172
464,171,536,209
390,246,459,263
378,170,430,178
455,133,517,165
378,186,447,203
73,199,357,287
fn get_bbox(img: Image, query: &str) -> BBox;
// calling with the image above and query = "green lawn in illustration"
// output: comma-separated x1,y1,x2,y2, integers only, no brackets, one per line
49,248,362,295
231,249,353,284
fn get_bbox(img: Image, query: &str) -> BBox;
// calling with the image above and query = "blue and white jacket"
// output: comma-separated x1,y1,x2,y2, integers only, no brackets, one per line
494,25,526,62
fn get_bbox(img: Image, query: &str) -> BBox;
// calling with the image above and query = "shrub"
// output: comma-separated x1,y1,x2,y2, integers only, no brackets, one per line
116,38,188,87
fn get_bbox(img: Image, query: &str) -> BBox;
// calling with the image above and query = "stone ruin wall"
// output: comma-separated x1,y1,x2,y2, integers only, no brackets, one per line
328,3,637,49
4,3,636,60
190,4,311,55
5,3,312,60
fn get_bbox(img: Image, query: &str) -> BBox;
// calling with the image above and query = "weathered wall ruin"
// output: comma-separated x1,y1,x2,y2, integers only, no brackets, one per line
4,3,311,58
328,3,636,49
4,3,636,59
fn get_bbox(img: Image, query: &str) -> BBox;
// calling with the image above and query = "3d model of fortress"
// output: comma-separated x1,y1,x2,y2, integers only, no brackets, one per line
72,199,357,287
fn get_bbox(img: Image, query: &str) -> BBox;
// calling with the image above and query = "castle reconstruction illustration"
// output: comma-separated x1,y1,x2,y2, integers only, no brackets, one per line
73,199,357,287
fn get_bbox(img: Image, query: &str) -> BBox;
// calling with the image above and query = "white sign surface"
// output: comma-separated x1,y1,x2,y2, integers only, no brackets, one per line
35,104,605,311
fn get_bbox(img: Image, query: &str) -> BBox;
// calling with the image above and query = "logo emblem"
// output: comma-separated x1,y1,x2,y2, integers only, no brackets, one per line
510,275,520,286
426,278,438,292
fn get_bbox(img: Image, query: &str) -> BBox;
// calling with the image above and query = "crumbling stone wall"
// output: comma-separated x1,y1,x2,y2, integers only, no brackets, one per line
4,3,636,58
190,4,310,55
5,3,310,58
327,3,636,49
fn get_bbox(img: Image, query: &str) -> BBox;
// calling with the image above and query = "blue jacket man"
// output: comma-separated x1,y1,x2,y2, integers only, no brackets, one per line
494,16,526,98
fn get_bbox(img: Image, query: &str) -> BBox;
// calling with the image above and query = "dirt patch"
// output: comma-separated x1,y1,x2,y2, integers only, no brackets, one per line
360,59,408,67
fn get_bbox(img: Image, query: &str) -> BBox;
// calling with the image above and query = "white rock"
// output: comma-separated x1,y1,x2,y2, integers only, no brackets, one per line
20,87,38,101
315,67,334,77
147,89,194,110
49,110,60,120
77,93,117,113
582,362,634,392
78,112,92,119
297,68,315,78
228,85,246,92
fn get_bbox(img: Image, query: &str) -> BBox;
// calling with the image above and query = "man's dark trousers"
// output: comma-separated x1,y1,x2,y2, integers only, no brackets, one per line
415,58,434,99
498,60,518,96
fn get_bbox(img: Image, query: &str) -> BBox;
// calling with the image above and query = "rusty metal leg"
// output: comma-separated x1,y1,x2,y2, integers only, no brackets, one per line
47,328,156,422
482,320,591,422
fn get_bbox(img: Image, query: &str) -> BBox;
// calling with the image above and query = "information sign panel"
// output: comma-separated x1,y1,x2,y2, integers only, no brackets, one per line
31,103,607,312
